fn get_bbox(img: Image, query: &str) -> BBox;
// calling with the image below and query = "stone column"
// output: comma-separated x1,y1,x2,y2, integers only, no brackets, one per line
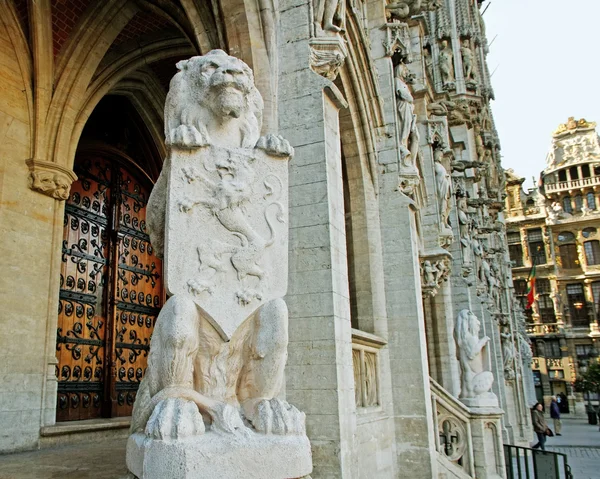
378,173,437,478
278,11,358,474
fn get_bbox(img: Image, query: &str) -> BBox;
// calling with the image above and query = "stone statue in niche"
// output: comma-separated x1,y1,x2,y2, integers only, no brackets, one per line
439,40,455,89
457,195,472,268
434,147,452,232
395,62,420,171
127,50,312,479
422,260,437,287
454,310,498,407
314,0,346,34
461,39,477,85
500,324,516,381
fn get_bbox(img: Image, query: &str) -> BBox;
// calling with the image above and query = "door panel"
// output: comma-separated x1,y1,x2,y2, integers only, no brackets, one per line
112,166,162,417
57,159,112,421
56,156,162,421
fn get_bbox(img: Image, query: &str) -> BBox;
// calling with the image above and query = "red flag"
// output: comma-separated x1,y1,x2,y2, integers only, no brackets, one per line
526,264,536,309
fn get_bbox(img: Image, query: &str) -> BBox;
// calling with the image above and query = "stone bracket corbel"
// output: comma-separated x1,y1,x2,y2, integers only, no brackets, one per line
26,159,77,201
309,36,348,81
420,249,452,297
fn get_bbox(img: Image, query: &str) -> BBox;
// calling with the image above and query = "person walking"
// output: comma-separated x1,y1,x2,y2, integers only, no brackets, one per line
531,402,549,450
550,396,562,436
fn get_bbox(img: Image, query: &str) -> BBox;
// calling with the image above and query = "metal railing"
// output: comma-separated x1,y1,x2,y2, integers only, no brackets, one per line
504,444,572,479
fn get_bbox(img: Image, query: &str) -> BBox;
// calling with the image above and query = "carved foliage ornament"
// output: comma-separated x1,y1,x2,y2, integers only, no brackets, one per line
26,159,77,200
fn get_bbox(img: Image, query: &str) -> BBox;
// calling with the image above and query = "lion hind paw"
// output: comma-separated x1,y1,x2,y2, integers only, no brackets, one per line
246,398,306,436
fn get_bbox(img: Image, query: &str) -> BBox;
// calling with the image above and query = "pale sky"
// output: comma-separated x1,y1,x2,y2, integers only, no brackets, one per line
484,0,600,189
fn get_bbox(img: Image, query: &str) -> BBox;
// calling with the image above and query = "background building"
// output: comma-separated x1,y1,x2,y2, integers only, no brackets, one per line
0,1,532,477
505,117,600,413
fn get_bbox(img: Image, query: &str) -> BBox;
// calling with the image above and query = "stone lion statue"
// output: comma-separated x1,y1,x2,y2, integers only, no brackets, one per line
164,49,263,149
131,50,302,449
454,309,495,401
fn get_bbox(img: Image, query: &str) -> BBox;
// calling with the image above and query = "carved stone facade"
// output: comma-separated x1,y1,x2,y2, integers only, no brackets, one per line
506,118,600,414
0,1,532,478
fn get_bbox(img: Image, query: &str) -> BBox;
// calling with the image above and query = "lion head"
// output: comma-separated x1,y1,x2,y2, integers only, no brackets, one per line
166,50,264,148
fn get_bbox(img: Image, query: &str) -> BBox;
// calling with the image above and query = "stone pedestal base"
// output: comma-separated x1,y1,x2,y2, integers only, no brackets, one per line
460,392,498,409
126,432,313,479
469,408,505,479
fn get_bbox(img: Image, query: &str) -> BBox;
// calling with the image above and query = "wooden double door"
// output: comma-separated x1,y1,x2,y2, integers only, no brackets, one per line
56,154,163,421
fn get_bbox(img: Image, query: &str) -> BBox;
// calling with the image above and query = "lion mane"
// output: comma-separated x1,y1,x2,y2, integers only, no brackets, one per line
164,49,264,149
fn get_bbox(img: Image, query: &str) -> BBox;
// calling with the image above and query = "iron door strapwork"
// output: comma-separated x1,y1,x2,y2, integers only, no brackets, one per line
56,156,162,421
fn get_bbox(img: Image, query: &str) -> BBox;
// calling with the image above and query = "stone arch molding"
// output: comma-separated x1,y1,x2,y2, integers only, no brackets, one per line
23,0,276,201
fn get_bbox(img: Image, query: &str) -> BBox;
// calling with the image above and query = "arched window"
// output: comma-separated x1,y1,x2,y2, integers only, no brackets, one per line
583,227,597,238
574,195,584,212
587,193,597,210
584,240,600,265
558,231,575,242
563,196,573,214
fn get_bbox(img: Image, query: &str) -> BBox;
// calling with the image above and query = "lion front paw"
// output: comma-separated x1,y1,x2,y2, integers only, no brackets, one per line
256,134,294,158
168,125,210,148
244,398,306,436
145,397,205,440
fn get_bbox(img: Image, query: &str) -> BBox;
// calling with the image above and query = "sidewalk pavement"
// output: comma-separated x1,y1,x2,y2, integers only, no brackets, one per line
543,416,600,479
0,438,128,479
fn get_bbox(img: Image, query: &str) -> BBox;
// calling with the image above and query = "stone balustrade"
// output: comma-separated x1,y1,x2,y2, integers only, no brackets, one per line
430,379,475,477
545,175,600,194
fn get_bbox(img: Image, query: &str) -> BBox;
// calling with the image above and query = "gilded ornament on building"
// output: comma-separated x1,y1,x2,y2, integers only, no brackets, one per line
553,117,597,136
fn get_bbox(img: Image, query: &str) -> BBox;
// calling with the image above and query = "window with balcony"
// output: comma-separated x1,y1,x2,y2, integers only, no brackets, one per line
576,344,594,359
527,228,546,265
509,245,524,267
575,195,584,212
515,279,533,321
570,166,579,180
584,240,600,265
558,170,567,182
592,281,600,318
587,193,597,210
537,279,555,323
560,243,580,269
543,340,562,358
507,231,521,243
567,283,589,326
582,164,591,178
563,196,573,213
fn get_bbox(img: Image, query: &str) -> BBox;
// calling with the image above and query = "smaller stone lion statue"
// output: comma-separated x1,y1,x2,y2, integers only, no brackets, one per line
454,309,494,401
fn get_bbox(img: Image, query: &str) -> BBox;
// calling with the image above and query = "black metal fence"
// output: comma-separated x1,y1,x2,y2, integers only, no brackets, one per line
504,444,573,479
